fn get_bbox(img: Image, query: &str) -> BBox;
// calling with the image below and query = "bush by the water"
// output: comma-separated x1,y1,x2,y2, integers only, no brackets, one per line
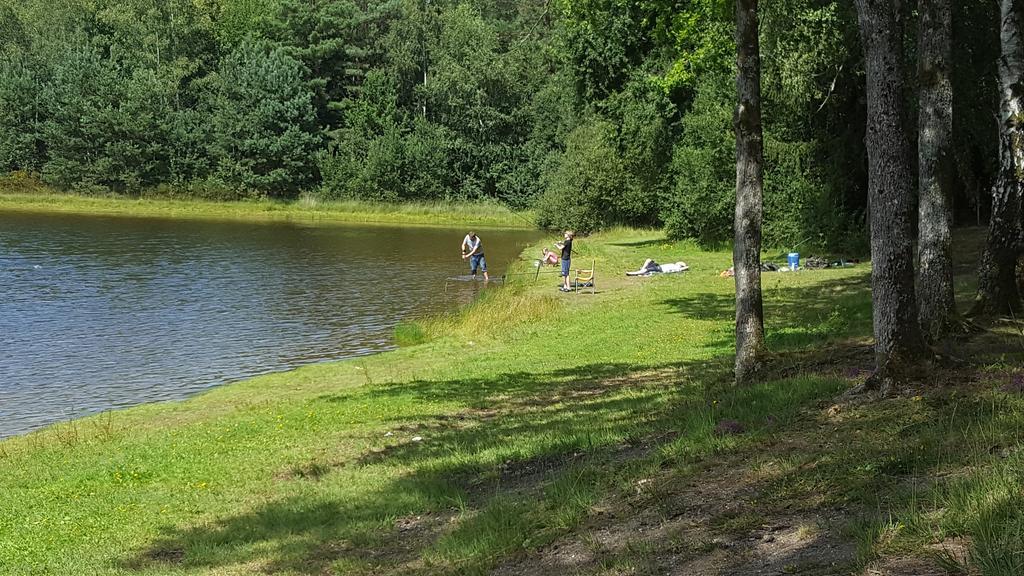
536,120,631,234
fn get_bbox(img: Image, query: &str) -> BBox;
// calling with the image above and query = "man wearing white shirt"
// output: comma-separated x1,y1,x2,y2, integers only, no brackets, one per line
461,231,489,281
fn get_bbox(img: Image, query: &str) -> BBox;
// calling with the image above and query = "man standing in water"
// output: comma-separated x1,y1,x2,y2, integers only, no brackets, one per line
556,230,573,292
461,231,489,281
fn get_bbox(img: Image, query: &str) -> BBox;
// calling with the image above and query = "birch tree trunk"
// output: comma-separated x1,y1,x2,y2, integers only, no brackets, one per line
853,0,928,389
972,0,1024,317
734,0,766,385
917,0,958,341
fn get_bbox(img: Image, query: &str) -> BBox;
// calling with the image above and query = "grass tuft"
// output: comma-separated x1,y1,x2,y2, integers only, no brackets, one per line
393,321,428,347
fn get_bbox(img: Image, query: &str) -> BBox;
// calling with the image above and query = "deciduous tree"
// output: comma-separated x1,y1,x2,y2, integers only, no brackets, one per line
972,0,1024,316
734,0,766,384
917,0,958,341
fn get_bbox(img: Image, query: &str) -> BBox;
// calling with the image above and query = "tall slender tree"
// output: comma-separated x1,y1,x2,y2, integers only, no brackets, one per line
917,0,957,341
972,0,1024,316
853,0,928,389
733,0,766,385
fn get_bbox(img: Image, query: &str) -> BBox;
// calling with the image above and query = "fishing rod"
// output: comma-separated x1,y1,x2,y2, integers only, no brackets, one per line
507,209,538,228
789,236,813,253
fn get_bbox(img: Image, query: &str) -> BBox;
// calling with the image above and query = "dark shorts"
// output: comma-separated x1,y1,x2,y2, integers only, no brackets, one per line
561,259,571,277
470,253,487,273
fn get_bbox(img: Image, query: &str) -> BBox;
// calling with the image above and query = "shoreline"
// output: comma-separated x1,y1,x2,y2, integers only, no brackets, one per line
0,345,396,442
0,190,538,229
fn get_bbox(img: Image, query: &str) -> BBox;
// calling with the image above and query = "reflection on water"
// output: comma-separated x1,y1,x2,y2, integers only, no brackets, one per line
0,211,541,438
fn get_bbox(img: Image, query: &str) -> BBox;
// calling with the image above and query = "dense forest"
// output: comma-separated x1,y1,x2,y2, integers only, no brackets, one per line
0,0,1003,247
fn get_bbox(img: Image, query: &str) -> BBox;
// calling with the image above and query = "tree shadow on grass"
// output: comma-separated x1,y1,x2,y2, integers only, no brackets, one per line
331,361,730,474
120,272,883,575
124,359,729,575
661,270,874,353
125,475,466,575
122,340,890,575
491,365,1024,575
124,351,1022,575
606,237,730,252
606,238,669,249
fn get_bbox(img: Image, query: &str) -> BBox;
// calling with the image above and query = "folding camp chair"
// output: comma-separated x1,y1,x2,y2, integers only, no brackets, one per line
573,259,595,294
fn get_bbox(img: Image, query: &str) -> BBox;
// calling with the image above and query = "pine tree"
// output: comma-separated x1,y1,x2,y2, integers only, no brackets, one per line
208,39,321,197
0,56,46,173
267,0,391,130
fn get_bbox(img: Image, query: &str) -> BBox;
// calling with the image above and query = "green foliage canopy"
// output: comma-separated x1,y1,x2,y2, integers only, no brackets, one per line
0,0,1004,248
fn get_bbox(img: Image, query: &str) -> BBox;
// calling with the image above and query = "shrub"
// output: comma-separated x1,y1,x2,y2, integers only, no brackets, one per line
662,74,735,245
536,119,629,233
662,72,847,250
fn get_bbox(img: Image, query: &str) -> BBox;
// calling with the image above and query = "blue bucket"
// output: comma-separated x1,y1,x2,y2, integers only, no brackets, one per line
787,252,800,270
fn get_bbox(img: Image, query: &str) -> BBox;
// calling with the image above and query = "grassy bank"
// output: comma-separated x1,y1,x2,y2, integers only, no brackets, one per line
1,229,1021,575
0,183,535,229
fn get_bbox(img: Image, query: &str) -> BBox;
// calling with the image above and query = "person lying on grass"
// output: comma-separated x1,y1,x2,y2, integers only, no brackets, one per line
626,259,688,276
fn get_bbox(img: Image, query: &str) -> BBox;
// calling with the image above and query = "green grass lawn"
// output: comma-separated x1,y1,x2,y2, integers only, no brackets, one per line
1,228,1021,575
0,180,535,229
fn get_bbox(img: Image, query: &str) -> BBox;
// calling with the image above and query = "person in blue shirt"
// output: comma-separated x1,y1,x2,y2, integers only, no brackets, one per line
461,231,489,281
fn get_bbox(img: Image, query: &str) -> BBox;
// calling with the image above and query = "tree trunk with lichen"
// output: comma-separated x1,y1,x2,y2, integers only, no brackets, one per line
917,0,958,342
973,0,1024,317
734,0,766,385
853,0,929,390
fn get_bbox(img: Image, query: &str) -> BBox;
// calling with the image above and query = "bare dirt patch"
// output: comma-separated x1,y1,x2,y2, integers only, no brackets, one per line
862,557,950,576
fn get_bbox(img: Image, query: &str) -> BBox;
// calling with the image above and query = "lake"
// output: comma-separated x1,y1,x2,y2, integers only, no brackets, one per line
0,211,542,438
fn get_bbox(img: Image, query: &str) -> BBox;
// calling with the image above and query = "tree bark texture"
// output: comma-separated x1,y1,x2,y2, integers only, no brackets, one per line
917,0,958,341
853,0,928,383
973,0,1024,317
734,0,766,385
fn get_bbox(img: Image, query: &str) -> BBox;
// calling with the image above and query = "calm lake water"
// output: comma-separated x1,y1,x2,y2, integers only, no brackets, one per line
0,211,542,438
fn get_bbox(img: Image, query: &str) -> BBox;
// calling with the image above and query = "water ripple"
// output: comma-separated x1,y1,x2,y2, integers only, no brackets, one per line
0,212,540,438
